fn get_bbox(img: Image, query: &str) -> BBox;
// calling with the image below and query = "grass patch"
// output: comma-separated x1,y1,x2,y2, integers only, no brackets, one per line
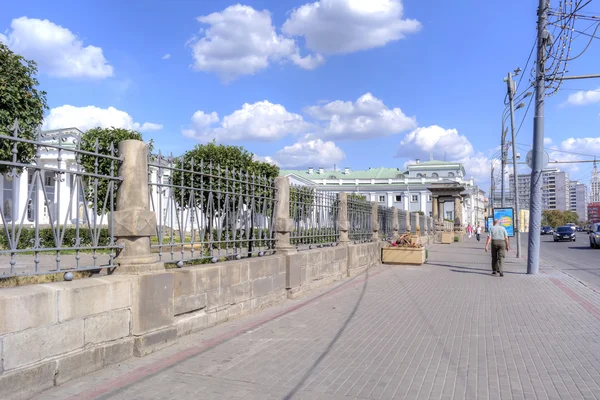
0,271,94,288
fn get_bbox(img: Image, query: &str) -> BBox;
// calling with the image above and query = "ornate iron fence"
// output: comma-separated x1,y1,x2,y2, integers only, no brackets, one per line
148,152,277,264
419,215,426,234
289,185,338,249
377,205,394,239
398,210,408,232
0,121,122,277
348,195,372,242
410,213,417,234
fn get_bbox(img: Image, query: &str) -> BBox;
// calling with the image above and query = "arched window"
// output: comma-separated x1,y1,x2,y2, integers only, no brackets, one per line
395,174,404,179
432,173,439,178
417,173,423,178
328,175,337,179
448,172,455,178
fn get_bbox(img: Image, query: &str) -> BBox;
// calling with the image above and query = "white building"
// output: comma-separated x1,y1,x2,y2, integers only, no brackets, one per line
510,168,570,211
280,160,488,227
591,161,600,203
569,181,588,222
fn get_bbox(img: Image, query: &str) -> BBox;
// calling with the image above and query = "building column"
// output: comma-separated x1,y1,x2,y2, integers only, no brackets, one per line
438,200,444,223
419,191,427,213
432,196,439,221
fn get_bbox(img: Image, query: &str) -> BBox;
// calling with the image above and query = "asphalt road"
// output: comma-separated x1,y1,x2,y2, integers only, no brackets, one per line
523,232,600,292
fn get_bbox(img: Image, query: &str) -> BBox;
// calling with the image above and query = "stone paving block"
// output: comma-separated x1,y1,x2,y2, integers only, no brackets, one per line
252,276,273,298
174,293,207,316
173,268,196,297
196,266,220,292
131,272,174,335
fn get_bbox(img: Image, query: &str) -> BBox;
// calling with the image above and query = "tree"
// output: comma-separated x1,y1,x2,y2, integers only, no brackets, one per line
79,127,144,214
0,43,48,174
290,185,316,222
172,141,279,252
542,209,580,228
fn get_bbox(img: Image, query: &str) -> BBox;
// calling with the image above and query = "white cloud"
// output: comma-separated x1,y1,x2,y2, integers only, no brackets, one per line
1,17,113,79
566,87,600,106
282,0,421,54
43,105,162,132
269,136,346,169
183,101,311,142
544,137,553,145
304,92,416,139
188,5,320,82
397,125,473,160
162,53,171,60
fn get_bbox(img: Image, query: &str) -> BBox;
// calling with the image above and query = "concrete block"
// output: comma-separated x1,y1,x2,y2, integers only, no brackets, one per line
248,259,267,280
173,269,195,297
52,276,132,322
133,326,177,357
221,262,245,287
335,247,347,262
176,312,208,337
206,287,232,310
103,337,134,366
231,282,251,304
286,252,306,288
196,266,220,292
3,319,84,370
308,251,323,267
273,273,286,291
84,309,130,345
131,272,174,335
55,346,104,385
174,293,207,316
252,277,273,298
0,360,56,400
0,285,58,335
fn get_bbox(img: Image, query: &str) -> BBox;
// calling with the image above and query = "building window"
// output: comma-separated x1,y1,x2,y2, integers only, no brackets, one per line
378,195,385,202
432,173,439,178
417,173,423,178
395,195,402,202
448,172,455,178
2,176,14,221
411,195,418,202
428,195,432,202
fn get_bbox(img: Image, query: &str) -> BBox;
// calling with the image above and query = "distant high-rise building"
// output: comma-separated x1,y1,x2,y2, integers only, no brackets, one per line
589,202,600,224
591,160,600,203
569,181,588,222
509,169,570,211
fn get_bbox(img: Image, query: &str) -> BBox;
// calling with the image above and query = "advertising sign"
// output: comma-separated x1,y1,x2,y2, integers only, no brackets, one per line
493,208,515,237
486,217,493,232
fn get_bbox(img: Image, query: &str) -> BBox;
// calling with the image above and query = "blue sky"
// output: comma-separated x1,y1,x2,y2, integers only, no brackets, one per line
2,0,600,188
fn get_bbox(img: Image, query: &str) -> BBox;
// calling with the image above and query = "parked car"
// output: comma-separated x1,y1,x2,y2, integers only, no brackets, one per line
554,226,576,242
541,226,554,235
590,223,600,249
576,226,583,232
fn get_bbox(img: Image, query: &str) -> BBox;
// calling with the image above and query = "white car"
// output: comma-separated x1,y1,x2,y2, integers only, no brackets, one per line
590,223,600,249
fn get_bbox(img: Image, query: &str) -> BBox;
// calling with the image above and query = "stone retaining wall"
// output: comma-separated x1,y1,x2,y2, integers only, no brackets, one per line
0,242,382,400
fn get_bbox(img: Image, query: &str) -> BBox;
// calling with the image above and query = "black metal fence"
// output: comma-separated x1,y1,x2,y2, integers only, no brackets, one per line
0,122,122,277
289,185,339,249
148,152,277,264
348,195,372,242
377,205,394,239
398,210,408,232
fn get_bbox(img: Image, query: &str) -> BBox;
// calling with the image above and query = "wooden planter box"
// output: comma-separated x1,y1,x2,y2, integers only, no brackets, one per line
441,232,454,244
382,247,426,265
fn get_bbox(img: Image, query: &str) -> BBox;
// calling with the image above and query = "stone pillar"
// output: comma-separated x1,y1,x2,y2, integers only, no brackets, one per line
405,208,411,233
274,176,295,253
338,192,350,245
111,140,175,357
413,212,421,235
392,207,399,240
112,140,160,272
438,200,444,224
371,202,379,241
454,196,463,229
432,197,439,221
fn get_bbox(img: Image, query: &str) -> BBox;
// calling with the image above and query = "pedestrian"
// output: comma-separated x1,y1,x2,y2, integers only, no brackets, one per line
484,219,510,277
466,224,473,239
475,225,482,242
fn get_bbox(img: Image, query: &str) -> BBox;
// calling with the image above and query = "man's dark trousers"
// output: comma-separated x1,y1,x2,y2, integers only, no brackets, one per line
491,239,505,273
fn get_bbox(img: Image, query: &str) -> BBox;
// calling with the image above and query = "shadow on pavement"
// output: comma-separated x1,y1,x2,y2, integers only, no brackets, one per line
428,262,527,275
567,246,595,251
450,269,494,276
283,267,371,400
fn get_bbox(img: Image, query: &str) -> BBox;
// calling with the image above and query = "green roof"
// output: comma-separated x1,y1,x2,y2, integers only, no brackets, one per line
280,167,406,180
409,160,461,167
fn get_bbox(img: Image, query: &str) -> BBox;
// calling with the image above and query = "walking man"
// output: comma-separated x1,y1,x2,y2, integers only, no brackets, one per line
484,219,510,277
475,225,482,242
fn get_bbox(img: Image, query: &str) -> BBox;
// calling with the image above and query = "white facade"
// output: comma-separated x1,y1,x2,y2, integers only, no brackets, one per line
592,162,600,203
569,181,588,222
281,160,488,227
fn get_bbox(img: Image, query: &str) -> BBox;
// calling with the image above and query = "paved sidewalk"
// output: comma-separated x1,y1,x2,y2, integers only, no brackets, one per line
34,241,600,400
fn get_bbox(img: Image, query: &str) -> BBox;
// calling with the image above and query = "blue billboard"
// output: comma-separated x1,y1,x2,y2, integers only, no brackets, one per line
493,208,515,237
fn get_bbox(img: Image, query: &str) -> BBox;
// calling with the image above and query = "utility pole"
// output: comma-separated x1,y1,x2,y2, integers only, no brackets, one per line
528,0,548,275
501,123,507,208
490,160,495,216
507,72,522,258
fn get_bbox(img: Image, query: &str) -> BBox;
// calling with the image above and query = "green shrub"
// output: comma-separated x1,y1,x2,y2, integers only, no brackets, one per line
0,226,112,250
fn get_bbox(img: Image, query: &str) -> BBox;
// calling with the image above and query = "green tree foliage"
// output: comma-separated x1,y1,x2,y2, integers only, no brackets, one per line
0,43,48,174
542,209,582,228
172,141,279,214
79,127,143,214
289,185,316,222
